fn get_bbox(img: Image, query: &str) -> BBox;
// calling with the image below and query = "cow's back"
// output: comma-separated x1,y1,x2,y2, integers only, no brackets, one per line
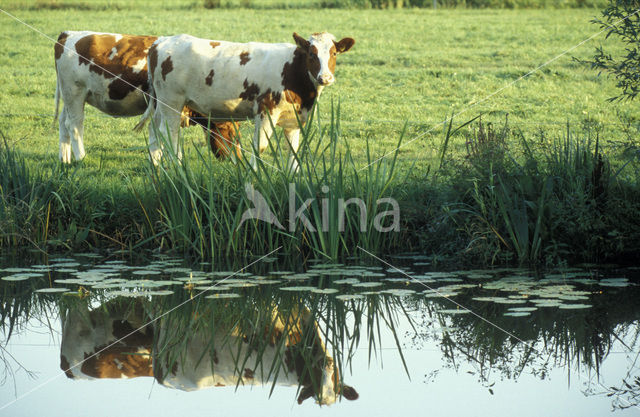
55,31,156,116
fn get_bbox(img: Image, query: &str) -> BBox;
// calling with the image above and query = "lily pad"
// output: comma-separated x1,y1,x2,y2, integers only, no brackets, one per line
558,303,592,309
205,293,242,299
311,288,340,294
35,287,70,293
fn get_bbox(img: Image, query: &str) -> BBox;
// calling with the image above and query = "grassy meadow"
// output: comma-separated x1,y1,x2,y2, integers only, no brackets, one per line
1,1,639,265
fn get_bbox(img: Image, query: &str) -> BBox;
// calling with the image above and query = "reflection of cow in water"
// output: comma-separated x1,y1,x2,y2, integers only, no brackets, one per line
60,300,358,405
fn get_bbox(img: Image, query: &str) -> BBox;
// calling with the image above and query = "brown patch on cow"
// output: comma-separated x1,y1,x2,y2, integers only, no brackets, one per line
54,31,69,61
210,41,220,49
74,34,157,103
60,354,74,378
257,89,281,113
281,49,317,112
243,368,255,379
148,44,159,76
182,109,242,159
205,69,214,86
307,45,322,80
161,56,173,81
239,51,251,65
239,79,260,102
80,345,153,379
328,45,337,73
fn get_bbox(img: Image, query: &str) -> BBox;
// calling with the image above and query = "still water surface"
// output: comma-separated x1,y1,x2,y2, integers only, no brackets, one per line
1,253,639,416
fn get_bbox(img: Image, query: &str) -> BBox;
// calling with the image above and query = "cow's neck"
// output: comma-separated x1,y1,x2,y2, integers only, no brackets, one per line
282,48,321,111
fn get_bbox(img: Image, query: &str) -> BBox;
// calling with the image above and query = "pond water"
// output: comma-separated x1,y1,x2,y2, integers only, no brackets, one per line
1,253,639,416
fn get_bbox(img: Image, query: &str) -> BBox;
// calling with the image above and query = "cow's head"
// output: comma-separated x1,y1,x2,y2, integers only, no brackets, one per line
293,32,355,87
295,355,359,405
286,311,359,406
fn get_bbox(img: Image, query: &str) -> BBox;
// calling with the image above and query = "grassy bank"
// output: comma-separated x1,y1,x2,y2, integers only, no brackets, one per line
2,108,639,266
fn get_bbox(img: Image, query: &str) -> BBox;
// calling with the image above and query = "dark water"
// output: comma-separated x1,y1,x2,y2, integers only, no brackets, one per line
1,253,639,416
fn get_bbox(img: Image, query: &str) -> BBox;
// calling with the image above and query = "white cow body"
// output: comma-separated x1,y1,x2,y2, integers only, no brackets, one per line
138,32,354,169
54,31,241,163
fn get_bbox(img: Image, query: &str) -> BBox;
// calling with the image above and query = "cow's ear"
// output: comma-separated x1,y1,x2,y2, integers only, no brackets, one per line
293,32,310,51
334,37,355,54
297,386,314,404
341,385,359,401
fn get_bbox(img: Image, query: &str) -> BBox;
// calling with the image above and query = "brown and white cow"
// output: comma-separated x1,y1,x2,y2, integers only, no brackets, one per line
60,299,358,405
135,32,354,169
54,31,241,163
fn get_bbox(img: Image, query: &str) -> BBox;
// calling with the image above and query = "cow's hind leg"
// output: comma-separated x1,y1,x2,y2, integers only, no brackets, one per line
151,104,182,164
63,98,86,162
58,107,72,164
249,114,273,170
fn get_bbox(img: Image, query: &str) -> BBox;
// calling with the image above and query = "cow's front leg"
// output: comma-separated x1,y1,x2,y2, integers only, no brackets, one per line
284,128,301,174
249,113,273,170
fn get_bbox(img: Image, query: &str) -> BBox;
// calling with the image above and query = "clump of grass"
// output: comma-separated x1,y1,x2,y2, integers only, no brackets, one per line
145,103,406,263
443,116,640,265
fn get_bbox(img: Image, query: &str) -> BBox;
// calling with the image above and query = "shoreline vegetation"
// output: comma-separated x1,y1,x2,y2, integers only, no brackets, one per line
2,108,639,267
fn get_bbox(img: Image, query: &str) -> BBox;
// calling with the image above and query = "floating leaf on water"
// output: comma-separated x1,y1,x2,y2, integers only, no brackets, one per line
423,291,459,298
382,289,417,297
225,282,258,288
438,309,471,315
311,288,340,294
472,297,508,302
504,312,531,317
598,278,630,287
360,272,386,278
56,268,78,273
35,287,70,293
147,290,174,296
493,299,527,305
558,295,590,301
279,286,317,292
165,267,194,274
2,274,34,282
558,303,592,310
334,278,360,285
1,268,31,273
197,285,231,291
282,274,313,281
205,293,242,299
75,252,103,259
351,282,383,288
54,279,85,285
575,279,598,285
52,262,81,268
253,279,282,285
335,294,365,301
271,271,294,275
132,270,162,276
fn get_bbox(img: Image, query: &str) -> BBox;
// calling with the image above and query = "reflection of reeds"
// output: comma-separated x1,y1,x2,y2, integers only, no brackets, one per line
408,286,640,385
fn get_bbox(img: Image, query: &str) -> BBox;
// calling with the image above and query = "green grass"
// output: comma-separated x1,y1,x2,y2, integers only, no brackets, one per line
0,5,637,184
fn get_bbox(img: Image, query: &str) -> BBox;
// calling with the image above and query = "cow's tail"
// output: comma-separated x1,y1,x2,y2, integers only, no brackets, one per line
133,87,155,132
53,70,61,127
